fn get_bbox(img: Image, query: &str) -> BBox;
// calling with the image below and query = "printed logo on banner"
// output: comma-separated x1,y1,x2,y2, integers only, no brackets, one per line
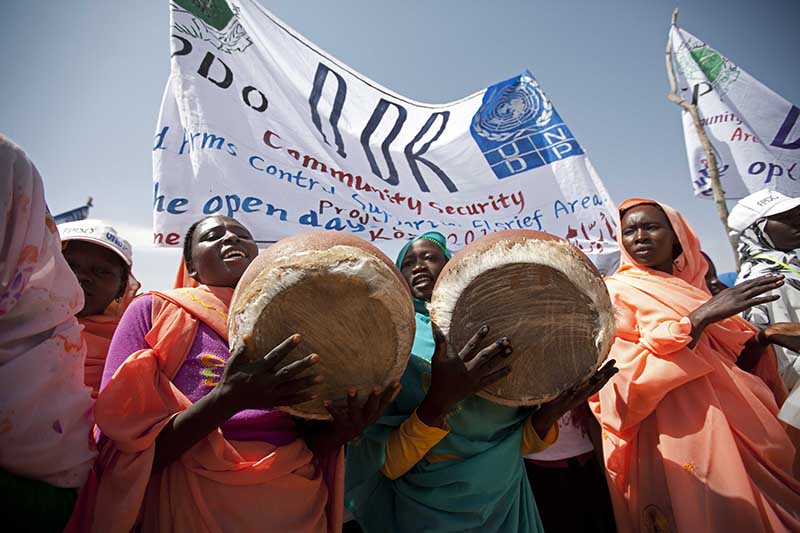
470,72,584,180
173,0,252,55
675,37,739,96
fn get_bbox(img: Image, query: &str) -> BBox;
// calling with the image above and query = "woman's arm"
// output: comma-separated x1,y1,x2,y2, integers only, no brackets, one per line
152,335,320,472
687,274,783,348
735,322,800,375
417,325,512,428
380,411,450,480
737,331,768,373
528,360,617,441
301,385,400,456
152,386,239,471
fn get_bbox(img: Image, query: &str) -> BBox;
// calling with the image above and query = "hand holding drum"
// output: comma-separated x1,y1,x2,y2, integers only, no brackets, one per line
429,230,616,406
228,232,415,419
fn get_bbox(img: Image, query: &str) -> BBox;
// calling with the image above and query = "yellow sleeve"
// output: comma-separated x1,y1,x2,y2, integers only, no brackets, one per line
381,410,450,480
521,417,559,455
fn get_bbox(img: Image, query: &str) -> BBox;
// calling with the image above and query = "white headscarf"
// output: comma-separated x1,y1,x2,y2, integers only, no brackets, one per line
0,136,96,487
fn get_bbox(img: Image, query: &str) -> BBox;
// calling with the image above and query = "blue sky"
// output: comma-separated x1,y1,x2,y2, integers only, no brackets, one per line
2,0,798,290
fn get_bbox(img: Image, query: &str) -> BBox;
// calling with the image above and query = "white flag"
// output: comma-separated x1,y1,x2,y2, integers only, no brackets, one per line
153,0,619,270
669,26,800,199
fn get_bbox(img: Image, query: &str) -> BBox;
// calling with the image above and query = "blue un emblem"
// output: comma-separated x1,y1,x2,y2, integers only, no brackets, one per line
471,72,584,179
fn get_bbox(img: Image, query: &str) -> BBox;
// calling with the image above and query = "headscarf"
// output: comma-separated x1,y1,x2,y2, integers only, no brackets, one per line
394,231,452,270
394,231,452,317
0,135,95,488
174,258,200,289
615,198,708,290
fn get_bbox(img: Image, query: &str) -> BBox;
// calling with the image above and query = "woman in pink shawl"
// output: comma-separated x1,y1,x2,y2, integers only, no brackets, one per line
0,135,96,530
591,198,800,532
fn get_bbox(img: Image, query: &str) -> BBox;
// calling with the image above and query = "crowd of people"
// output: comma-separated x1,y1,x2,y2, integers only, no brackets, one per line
2,131,800,532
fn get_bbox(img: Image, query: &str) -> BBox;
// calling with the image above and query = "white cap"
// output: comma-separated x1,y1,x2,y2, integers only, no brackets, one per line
59,219,133,267
728,189,800,238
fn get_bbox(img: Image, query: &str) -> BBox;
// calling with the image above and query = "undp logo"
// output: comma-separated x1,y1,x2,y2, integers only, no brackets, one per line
471,72,583,179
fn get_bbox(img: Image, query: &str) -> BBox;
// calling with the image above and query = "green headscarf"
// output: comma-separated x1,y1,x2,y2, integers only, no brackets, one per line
395,231,452,270
395,232,452,316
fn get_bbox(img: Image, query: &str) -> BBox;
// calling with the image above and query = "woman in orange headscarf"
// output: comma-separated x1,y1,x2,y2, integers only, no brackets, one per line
591,198,800,532
70,215,397,532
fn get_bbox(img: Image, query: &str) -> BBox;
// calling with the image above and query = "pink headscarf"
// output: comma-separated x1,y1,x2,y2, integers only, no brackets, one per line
0,136,96,487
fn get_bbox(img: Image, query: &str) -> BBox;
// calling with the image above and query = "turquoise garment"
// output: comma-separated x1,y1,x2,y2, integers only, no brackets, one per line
345,234,544,532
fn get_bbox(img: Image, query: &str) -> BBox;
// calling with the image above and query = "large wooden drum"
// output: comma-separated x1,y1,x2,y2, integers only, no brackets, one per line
429,230,614,406
228,232,415,419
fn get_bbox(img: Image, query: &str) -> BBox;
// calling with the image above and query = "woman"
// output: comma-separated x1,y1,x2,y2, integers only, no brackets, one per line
77,215,396,532
591,198,800,532
346,232,617,532
700,251,728,296
60,219,140,397
0,136,96,530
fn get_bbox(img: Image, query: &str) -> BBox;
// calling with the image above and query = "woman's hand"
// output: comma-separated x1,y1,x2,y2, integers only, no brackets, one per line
153,335,319,472
417,324,512,428
529,360,618,439
317,383,401,449
217,334,321,413
761,322,800,353
688,274,783,347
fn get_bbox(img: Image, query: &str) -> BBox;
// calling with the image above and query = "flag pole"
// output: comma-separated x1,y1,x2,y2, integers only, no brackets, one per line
665,7,740,270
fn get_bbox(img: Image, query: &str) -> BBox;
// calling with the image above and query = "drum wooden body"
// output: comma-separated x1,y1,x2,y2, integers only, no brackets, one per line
229,232,415,419
429,230,614,406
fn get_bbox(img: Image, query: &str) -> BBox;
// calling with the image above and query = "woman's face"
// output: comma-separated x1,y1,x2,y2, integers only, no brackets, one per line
620,205,678,274
400,239,448,302
765,205,800,252
63,240,126,317
701,253,727,296
188,216,258,288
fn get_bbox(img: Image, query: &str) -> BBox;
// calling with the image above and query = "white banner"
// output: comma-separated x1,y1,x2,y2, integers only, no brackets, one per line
670,26,800,199
153,0,619,270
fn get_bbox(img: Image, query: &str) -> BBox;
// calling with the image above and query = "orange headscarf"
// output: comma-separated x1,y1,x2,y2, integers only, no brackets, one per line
591,198,799,532
173,258,199,289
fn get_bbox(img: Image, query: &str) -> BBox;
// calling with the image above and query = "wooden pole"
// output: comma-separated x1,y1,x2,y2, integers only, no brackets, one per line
665,7,741,269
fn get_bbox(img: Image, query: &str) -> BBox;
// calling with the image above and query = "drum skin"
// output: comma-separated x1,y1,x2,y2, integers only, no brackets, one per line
429,230,614,406
229,232,415,419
